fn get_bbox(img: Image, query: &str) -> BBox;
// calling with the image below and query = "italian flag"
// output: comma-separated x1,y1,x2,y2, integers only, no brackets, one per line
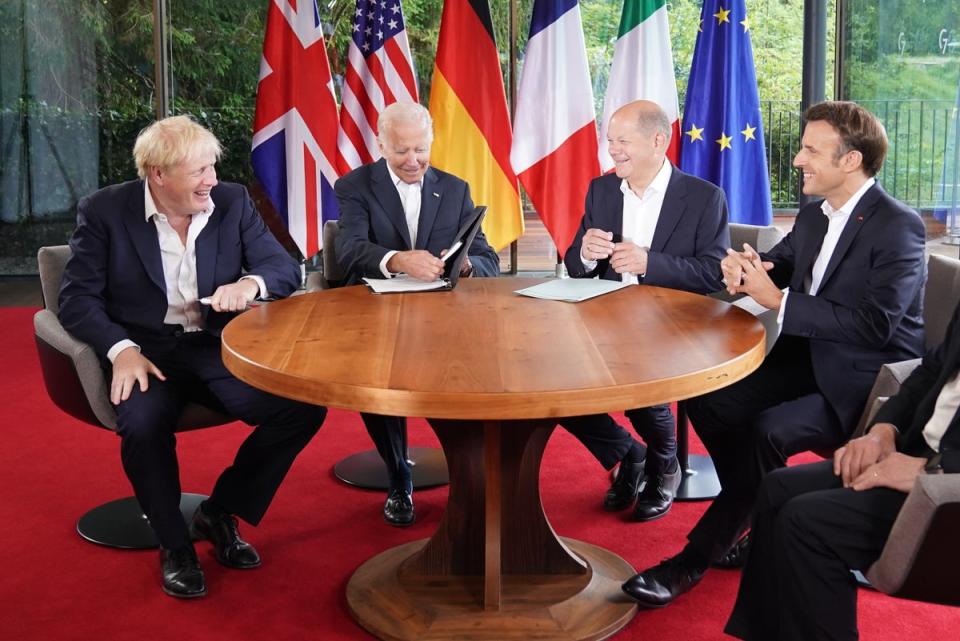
599,0,681,171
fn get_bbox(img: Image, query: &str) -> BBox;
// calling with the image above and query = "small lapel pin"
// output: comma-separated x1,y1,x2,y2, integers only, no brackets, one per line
856,215,864,222
433,192,440,198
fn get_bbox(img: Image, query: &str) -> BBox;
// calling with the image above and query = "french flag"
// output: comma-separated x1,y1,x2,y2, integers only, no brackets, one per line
510,0,600,258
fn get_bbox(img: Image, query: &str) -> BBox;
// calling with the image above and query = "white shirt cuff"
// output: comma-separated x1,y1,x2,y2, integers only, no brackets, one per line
380,250,399,277
107,340,140,364
776,290,789,325
239,274,268,299
580,250,598,272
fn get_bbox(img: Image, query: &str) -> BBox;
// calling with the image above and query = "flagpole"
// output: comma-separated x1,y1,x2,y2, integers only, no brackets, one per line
152,0,172,118
508,0,519,276
799,0,827,207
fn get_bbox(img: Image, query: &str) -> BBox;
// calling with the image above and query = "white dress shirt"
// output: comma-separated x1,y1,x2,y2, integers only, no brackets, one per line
921,370,960,452
581,160,672,284
106,184,265,363
777,177,876,324
379,164,424,277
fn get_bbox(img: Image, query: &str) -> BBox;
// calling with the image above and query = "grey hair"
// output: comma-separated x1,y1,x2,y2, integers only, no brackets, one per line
634,105,673,144
377,102,433,143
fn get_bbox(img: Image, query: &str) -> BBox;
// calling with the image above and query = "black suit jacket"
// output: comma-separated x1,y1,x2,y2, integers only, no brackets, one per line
59,180,301,359
763,183,926,431
564,166,728,294
874,302,960,473
334,159,499,285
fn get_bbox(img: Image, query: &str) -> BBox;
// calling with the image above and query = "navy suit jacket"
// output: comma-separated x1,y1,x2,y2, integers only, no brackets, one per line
564,167,728,294
334,159,499,285
874,301,960,473
764,183,926,431
59,180,301,360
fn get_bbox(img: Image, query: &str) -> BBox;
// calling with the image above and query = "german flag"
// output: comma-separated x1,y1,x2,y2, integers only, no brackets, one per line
428,0,523,251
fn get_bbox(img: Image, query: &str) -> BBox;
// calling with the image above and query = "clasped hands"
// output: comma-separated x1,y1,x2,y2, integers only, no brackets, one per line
832,423,925,493
581,229,647,275
387,249,471,282
721,243,783,309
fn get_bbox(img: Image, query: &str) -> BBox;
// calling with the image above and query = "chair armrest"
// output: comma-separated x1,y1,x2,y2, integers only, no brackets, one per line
34,309,118,430
851,358,922,438
865,473,960,601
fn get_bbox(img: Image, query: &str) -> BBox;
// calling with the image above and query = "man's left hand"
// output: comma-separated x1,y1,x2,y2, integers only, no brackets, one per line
850,452,926,493
610,242,648,275
210,279,260,312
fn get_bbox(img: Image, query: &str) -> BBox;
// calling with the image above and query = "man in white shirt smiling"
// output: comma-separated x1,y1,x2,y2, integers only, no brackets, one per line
623,101,926,610
562,100,729,523
59,116,326,599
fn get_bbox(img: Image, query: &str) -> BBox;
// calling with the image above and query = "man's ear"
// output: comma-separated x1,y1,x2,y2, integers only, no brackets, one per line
148,166,164,186
841,149,864,174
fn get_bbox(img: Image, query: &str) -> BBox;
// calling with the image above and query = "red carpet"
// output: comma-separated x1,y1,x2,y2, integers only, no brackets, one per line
2,306,956,640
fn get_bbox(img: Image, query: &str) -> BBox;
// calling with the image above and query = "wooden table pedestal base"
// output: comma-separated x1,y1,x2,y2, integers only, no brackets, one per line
346,537,638,641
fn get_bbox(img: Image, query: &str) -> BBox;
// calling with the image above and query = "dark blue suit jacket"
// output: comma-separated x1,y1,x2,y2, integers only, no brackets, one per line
59,180,301,360
765,183,926,431
874,300,960,473
334,159,499,285
564,167,728,294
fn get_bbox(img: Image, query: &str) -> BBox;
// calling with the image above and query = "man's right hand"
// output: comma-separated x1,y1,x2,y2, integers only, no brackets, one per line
833,422,898,487
111,347,166,405
386,250,444,282
581,229,615,261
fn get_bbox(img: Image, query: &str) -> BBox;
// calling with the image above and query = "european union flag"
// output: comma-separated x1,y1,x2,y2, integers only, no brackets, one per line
680,0,772,225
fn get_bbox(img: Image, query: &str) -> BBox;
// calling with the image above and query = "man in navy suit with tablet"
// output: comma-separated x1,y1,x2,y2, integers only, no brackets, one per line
334,101,499,526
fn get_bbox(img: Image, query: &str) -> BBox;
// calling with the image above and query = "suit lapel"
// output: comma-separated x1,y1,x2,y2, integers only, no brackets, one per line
816,184,881,292
789,207,829,291
650,167,687,253
371,159,412,249
195,205,221,302
416,168,441,250
122,182,166,293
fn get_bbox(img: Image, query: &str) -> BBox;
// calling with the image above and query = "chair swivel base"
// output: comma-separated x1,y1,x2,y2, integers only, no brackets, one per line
334,447,449,490
675,453,722,501
76,493,208,549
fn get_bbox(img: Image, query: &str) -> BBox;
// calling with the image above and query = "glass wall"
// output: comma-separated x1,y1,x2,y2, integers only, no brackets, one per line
0,0,155,274
841,0,960,240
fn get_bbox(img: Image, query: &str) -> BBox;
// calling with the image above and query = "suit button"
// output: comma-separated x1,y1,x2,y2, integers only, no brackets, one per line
174,329,183,338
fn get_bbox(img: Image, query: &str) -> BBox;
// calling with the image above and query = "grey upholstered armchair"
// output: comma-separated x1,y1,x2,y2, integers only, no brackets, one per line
33,245,232,549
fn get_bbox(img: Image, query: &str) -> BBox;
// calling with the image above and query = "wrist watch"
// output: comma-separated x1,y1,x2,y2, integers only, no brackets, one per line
924,453,944,475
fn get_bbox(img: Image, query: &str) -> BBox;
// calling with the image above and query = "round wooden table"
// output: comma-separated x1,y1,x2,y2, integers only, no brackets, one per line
221,278,765,641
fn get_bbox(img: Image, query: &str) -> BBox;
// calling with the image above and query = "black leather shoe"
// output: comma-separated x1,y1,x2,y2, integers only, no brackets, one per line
632,462,682,522
384,487,415,526
190,505,261,569
160,545,206,598
713,532,751,569
604,455,646,511
622,553,706,608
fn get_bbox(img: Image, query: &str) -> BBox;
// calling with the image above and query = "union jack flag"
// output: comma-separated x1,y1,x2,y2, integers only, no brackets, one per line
335,0,419,174
252,0,340,259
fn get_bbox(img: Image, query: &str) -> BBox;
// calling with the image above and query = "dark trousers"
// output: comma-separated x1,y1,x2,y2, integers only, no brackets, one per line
725,461,906,641
560,404,675,475
360,413,411,489
685,337,848,560
113,332,326,550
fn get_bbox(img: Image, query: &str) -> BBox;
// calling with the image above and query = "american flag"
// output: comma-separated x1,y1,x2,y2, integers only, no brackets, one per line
252,0,341,259
336,0,419,174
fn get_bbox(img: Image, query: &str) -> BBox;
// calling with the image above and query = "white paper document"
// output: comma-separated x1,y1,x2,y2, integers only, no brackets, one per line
514,279,632,303
363,274,450,294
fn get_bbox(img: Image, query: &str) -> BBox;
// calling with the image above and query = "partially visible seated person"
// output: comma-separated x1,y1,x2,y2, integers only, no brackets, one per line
726,299,960,641
334,101,499,526
623,101,927,608
560,100,728,522
58,115,327,598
